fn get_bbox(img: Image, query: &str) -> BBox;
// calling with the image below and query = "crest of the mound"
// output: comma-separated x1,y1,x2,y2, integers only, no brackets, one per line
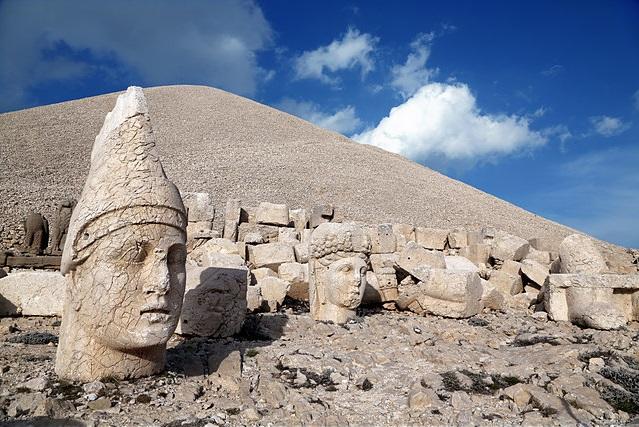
60,86,186,274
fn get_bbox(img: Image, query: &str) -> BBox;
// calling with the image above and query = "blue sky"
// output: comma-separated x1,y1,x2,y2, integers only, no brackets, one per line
1,0,638,247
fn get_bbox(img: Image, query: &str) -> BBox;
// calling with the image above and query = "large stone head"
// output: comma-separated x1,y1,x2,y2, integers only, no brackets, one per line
309,223,371,322
61,87,187,350
326,256,367,309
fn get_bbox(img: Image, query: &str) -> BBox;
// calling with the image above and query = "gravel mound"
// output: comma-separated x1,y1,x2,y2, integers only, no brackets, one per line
0,85,575,246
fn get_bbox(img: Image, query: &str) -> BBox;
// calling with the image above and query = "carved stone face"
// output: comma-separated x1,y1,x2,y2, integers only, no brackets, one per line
71,223,186,350
326,257,367,309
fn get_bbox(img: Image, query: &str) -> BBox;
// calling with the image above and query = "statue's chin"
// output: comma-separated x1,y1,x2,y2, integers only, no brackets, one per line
92,318,177,351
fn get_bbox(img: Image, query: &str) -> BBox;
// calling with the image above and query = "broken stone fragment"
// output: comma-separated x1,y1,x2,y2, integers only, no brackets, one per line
520,259,549,287
544,273,639,330
252,243,296,270
402,269,482,318
415,227,449,250
0,271,66,316
182,192,215,222
559,234,608,274
188,238,240,265
447,229,468,249
238,223,279,244
309,204,334,228
289,208,308,231
480,279,505,311
256,202,290,226
444,255,479,272
278,262,309,301
222,198,241,242
524,247,552,267
259,276,290,311
294,242,310,263
490,231,530,262
500,260,522,276
367,223,396,254
278,227,300,245
392,223,415,251
488,270,523,296
397,241,446,281
458,243,491,266
177,255,248,337
251,267,278,284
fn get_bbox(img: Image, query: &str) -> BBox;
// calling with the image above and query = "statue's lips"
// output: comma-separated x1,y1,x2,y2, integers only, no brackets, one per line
140,305,171,323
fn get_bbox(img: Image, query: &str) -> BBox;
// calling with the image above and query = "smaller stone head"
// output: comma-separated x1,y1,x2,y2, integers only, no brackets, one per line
326,256,367,309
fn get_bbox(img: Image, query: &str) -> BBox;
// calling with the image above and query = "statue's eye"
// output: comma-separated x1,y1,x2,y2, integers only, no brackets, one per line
132,241,148,263
340,265,351,273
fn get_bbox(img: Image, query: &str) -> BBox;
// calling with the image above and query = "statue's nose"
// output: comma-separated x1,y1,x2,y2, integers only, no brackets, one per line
143,254,171,295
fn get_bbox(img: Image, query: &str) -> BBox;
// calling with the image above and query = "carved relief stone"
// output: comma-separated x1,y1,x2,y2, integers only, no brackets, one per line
55,87,188,382
22,212,49,255
50,199,75,255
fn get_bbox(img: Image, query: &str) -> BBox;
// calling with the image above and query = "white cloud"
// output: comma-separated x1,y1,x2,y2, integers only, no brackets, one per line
541,64,563,76
590,115,631,137
353,83,547,163
390,33,437,99
634,89,639,111
0,0,273,111
293,28,378,84
277,98,362,134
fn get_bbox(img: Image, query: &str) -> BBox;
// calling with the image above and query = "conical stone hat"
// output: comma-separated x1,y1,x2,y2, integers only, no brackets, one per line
61,86,187,274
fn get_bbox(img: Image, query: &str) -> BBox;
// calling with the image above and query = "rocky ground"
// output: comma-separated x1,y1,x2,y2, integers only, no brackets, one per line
2,303,639,427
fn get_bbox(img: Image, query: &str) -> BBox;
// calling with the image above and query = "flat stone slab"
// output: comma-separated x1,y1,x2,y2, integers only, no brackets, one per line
0,271,67,316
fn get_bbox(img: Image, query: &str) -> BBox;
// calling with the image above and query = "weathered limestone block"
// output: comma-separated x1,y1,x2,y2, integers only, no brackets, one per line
544,274,639,330
415,227,449,250
309,223,370,323
397,241,446,282
481,279,505,311
177,255,248,337
0,272,66,316
392,224,415,251
368,223,396,254
447,229,468,249
489,271,523,296
252,243,296,270
520,259,549,287
300,229,312,243
56,87,188,382
524,247,552,267
294,242,310,263
278,227,300,245
238,223,279,244
559,234,608,274
363,270,398,304
246,285,263,312
528,237,558,253
182,192,215,222
501,260,522,276
22,212,49,255
189,238,240,266
222,199,241,242
251,267,278,284
309,204,334,229
256,202,289,226
466,231,483,246
490,232,530,262
50,199,75,255
289,208,308,231
404,270,483,318
259,277,290,311
278,262,309,301
458,244,491,266
444,256,479,272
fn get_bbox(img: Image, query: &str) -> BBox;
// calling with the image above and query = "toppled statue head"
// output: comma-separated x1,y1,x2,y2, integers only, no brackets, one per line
309,223,370,324
55,86,187,382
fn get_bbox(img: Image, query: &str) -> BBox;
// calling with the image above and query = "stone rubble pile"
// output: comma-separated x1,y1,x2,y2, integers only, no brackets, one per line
1,194,638,333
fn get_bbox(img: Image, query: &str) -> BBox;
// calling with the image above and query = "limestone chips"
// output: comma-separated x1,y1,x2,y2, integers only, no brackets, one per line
55,87,188,382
